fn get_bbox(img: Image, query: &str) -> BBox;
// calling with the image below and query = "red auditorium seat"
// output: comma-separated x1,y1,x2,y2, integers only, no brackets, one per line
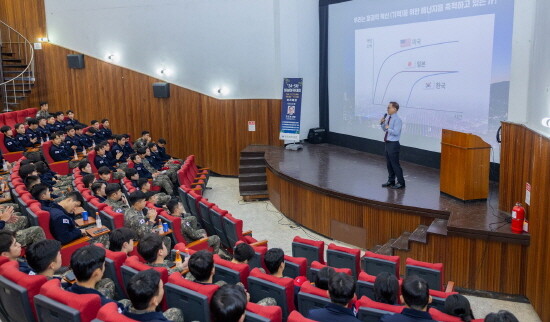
197,197,216,236
96,243,127,300
309,261,352,282
428,307,463,322
209,205,230,248
326,243,361,278
246,301,283,322
0,255,9,266
121,256,169,309
288,310,317,322
357,271,377,300
248,267,295,319
296,281,332,314
173,239,213,253
283,255,308,279
35,279,101,322
0,113,5,126
96,302,138,322
87,149,98,173
41,140,70,175
429,288,459,312
15,109,28,123
223,213,261,248
355,295,404,321
0,261,48,322
165,273,219,322
406,258,452,292
3,111,17,127
292,236,325,265
213,254,250,287
0,132,24,162
99,206,125,231
362,250,400,278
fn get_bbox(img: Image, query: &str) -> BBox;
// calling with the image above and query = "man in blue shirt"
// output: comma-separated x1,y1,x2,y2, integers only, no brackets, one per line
15,123,37,148
1,125,25,152
50,132,79,168
380,101,405,189
380,276,436,322
308,272,360,322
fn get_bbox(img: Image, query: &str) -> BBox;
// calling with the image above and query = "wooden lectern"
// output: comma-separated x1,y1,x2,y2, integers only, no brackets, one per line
440,129,491,200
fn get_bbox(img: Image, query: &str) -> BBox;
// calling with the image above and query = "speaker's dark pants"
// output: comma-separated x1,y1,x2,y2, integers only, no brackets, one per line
385,141,405,185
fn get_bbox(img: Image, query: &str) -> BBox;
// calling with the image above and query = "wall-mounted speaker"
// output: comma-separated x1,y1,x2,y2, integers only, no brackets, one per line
67,54,85,69
153,83,170,98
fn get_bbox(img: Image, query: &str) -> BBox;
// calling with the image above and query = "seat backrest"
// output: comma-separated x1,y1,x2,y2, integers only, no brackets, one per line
33,295,81,322
326,243,361,278
429,289,459,312
213,254,250,287
356,295,404,314
100,206,125,230
287,310,317,322
222,213,245,249
297,282,332,314
41,140,56,163
248,268,295,318
16,110,28,123
245,302,282,322
165,273,219,322
96,302,138,322
209,205,230,248
362,251,400,278
158,212,184,244
87,150,98,173
198,198,216,236
283,255,308,279
308,261,352,282
122,256,168,287
292,236,325,265
4,111,17,127
357,271,376,300
186,190,201,218
0,113,5,127
357,306,396,322
177,186,191,213
37,279,102,322
98,244,127,300
428,308,463,322
247,244,268,271
0,261,48,322
0,132,10,154
405,258,444,291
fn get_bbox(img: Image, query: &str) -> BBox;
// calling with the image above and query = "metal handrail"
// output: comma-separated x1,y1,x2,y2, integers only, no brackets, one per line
0,20,35,112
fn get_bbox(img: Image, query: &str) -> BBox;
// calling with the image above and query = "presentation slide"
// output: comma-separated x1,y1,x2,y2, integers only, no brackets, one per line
328,0,514,157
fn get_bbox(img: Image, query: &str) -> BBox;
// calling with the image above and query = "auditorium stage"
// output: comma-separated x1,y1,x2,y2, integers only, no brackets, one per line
243,143,529,246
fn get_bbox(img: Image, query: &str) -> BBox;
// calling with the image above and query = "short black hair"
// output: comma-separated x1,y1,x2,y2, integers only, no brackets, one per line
374,272,399,305
233,243,254,263
50,132,63,140
14,123,24,130
91,181,106,195
484,310,519,322
82,173,96,188
137,148,147,156
125,168,138,179
27,118,38,126
389,101,400,111
128,191,147,206
126,269,161,310
74,124,84,131
26,239,61,274
401,275,430,310
37,116,46,122
24,175,41,189
328,272,356,306
157,138,167,144
19,164,37,179
97,166,111,175
115,135,124,142
64,191,83,204
90,120,99,125
66,110,74,114
211,284,247,322
87,127,97,134
105,183,121,197
30,183,50,200
109,227,137,252
147,142,156,149
78,159,90,171
101,118,109,123
141,131,150,136
65,125,74,132
0,230,16,254
264,248,284,274
0,125,10,133
165,198,180,214
129,153,139,162
137,178,149,190
188,250,214,282
33,161,49,174
315,266,335,291
70,245,106,282
138,234,164,263
444,294,474,321
39,101,48,107
144,191,157,202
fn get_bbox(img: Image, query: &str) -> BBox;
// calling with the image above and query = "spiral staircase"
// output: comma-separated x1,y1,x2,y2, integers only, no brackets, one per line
0,20,35,112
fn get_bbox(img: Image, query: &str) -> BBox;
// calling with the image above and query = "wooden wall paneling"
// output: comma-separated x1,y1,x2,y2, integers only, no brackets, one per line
267,100,283,146
234,99,269,149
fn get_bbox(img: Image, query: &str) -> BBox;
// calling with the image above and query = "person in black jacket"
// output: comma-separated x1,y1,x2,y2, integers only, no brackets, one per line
15,123,37,148
308,272,361,322
1,125,25,152
380,275,436,322
50,132,79,168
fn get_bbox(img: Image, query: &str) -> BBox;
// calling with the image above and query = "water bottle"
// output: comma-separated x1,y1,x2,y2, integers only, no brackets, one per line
73,150,78,160
96,212,102,228
2,161,7,172
157,219,163,234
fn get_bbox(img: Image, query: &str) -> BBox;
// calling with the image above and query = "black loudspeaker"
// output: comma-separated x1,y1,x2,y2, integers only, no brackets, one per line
153,83,170,98
307,128,326,144
67,54,85,69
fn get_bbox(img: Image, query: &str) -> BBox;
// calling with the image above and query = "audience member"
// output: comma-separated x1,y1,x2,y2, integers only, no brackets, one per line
0,230,32,273
264,247,286,277
307,272,360,322
108,227,137,254
0,205,45,247
315,266,335,290
374,271,400,305
211,284,248,322
82,173,96,189
232,242,255,265
91,181,107,202
104,183,129,212
380,275,436,322
1,125,25,152
444,294,474,321
36,101,50,118
138,233,187,274
484,310,519,322
26,239,62,278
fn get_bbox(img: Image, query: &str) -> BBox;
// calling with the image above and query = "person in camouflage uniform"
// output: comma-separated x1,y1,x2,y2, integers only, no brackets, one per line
0,205,46,247
36,101,51,119
137,178,171,206
124,191,171,249
165,199,225,258
133,131,152,151
104,183,130,213
138,148,178,186
123,269,183,322
138,233,188,275
130,153,174,195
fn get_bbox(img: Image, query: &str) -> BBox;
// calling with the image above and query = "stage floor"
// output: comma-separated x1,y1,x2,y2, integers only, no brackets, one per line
247,143,529,245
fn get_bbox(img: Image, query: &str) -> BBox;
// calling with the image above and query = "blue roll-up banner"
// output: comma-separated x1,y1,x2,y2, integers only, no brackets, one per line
279,78,303,141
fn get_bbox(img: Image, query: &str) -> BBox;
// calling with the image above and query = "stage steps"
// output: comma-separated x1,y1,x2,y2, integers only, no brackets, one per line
371,219,448,256
238,150,268,201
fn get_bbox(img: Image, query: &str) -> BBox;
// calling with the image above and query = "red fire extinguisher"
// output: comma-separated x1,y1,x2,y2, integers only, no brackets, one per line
511,202,525,234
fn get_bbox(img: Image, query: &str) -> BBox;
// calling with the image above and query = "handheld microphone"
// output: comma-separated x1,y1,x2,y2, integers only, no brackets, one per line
380,113,387,125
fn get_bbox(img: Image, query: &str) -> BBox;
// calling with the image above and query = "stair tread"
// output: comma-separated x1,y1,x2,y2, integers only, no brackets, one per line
241,156,265,160
409,225,429,243
370,245,382,253
240,190,268,196
376,238,396,256
427,219,448,236
391,232,411,250
1,52,14,56
240,181,267,186
2,64,28,68
239,173,266,178
239,164,265,169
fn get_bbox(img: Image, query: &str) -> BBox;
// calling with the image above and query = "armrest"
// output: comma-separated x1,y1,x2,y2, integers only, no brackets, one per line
3,151,24,163
243,230,253,236
186,237,212,252
249,240,268,247
62,236,91,249
50,160,70,165
445,281,455,293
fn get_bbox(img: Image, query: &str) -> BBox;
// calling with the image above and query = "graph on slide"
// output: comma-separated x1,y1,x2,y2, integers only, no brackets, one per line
355,14,495,134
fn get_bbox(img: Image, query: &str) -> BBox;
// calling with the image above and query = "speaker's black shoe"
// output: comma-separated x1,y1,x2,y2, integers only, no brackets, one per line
382,181,395,187
391,183,405,189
